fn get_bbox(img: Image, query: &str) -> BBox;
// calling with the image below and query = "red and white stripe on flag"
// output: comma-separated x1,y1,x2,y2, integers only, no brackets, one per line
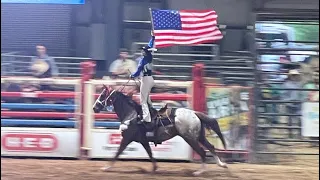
153,10,223,48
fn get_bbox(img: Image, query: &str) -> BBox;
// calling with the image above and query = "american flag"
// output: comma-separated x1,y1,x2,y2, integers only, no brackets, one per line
151,9,223,48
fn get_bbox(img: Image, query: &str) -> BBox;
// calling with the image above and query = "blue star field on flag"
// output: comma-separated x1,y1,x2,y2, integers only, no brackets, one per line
151,9,182,30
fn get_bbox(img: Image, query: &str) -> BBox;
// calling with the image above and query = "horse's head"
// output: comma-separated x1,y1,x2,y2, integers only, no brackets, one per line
92,84,116,113
93,84,140,122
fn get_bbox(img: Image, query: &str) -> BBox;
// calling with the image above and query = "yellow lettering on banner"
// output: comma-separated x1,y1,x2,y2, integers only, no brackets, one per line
215,112,249,131
239,112,249,125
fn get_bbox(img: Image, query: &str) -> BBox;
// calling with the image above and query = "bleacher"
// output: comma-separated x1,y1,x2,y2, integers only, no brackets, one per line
132,42,255,86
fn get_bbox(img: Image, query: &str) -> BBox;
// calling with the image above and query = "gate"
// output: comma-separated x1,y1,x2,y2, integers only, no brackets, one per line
251,9,319,163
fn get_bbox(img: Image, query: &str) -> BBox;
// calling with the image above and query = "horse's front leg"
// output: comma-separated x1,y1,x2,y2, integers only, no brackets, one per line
101,137,132,171
141,140,158,173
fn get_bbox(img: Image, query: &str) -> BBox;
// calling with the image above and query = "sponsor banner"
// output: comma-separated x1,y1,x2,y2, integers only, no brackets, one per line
1,127,79,157
302,102,319,137
205,86,252,150
89,129,192,161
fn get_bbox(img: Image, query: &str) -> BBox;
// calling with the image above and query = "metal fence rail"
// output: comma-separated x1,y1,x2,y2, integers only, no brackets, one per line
1,54,91,77
132,42,255,84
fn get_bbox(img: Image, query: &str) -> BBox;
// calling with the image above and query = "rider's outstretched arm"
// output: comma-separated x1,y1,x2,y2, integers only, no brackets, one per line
147,36,155,48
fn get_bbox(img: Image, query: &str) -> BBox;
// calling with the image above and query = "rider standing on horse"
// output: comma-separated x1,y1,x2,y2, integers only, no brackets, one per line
130,31,156,123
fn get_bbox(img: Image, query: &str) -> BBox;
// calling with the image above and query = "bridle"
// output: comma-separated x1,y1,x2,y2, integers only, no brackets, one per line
94,89,108,109
95,78,133,110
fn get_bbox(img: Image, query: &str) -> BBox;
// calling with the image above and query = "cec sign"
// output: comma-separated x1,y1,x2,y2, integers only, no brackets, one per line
1,128,79,157
89,130,192,160
109,133,122,145
2,133,58,152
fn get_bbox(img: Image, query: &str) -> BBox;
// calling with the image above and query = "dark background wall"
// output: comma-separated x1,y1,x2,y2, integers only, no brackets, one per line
1,4,72,56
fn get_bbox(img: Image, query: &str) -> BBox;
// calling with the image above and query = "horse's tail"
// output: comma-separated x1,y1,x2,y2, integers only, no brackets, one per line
195,112,227,149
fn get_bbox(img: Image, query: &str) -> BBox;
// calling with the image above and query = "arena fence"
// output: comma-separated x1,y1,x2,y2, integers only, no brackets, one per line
1,77,81,157
250,10,319,162
2,58,317,162
1,61,253,162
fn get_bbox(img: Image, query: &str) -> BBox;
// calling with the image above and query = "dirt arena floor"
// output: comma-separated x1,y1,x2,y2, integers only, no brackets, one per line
1,158,319,180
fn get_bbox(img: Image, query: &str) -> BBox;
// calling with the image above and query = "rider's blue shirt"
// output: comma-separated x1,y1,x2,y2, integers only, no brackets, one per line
131,36,155,78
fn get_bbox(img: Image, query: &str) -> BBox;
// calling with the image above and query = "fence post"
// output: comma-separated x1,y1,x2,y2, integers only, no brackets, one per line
192,63,205,161
249,12,259,163
192,63,205,112
80,61,96,158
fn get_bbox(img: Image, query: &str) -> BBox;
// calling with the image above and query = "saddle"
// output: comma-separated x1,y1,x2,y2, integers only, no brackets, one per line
136,105,159,129
135,105,164,146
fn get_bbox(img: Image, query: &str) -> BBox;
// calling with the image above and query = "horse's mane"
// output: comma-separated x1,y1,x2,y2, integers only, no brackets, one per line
114,91,140,108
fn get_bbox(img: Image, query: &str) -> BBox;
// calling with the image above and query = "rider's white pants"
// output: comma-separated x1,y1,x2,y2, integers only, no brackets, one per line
140,76,154,122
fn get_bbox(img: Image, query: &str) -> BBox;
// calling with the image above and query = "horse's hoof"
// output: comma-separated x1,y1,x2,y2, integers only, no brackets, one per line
219,163,228,169
152,164,158,173
100,166,111,172
193,170,204,176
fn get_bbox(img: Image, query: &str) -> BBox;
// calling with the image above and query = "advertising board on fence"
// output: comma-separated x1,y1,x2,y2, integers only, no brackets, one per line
1,127,79,157
302,102,319,137
205,86,252,150
89,129,192,160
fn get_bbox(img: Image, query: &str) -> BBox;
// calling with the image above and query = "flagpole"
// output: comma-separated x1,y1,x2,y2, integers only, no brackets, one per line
149,8,155,35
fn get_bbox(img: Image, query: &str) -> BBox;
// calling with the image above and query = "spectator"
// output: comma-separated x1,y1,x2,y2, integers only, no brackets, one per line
282,69,302,104
261,81,281,125
282,69,303,138
303,71,319,102
109,48,137,79
30,45,59,78
105,49,138,96
30,45,58,91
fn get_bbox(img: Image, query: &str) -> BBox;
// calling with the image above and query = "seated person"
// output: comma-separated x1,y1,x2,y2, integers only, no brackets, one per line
109,48,137,79
30,45,59,91
30,45,59,78
106,48,138,96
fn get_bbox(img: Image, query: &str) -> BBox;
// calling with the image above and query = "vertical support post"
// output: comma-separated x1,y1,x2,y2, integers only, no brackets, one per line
249,11,259,163
74,78,82,135
104,0,124,68
83,81,95,158
192,63,205,112
80,61,95,158
192,63,205,161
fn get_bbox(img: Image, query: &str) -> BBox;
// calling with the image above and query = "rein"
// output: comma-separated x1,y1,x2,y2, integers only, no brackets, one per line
98,78,132,109
118,78,131,92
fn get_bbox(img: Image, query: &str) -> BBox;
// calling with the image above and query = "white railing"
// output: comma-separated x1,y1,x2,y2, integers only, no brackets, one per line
1,77,80,85
89,79,192,88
